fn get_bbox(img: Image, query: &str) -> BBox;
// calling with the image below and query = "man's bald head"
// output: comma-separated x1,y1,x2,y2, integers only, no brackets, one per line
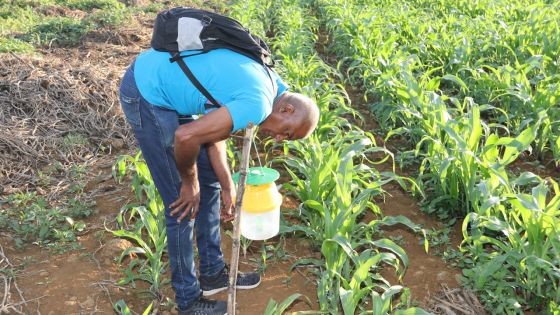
259,92,320,142
280,92,319,138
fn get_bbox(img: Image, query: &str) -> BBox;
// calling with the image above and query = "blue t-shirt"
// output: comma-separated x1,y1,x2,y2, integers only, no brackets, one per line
134,48,289,132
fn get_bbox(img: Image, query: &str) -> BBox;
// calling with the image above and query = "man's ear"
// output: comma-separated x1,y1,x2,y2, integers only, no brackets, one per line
279,103,295,114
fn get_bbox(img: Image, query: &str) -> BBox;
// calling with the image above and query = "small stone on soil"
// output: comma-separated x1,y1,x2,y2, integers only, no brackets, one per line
98,238,134,263
82,296,95,308
436,271,448,281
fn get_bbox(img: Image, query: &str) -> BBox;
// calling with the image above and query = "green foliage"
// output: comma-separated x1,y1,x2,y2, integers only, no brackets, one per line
110,152,168,299
0,36,35,53
0,4,41,34
263,293,309,315
55,0,124,11
113,299,153,315
229,0,429,313
462,175,560,313
21,16,88,46
0,0,134,51
0,192,92,252
316,0,560,312
83,6,131,28
62,132,89,150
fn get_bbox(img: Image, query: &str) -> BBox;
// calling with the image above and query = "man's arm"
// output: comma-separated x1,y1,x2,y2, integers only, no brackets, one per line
170,107,233,222
206,140,235,220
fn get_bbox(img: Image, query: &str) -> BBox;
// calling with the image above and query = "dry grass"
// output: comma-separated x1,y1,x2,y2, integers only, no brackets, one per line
429,284,487,315
0,52,132,193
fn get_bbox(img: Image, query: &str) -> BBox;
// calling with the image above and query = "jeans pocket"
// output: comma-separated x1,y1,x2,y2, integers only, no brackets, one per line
120,93,141,127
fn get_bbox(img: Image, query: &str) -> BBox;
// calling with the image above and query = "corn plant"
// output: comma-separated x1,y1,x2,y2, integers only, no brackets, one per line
313,1,560,312
369,288,432,315
285,150,423,312
263,293,311,315
278,130,392,206
554,136,560,166
110,153,168,299
113,300,153,315
463,175,560,313
230,0,429,313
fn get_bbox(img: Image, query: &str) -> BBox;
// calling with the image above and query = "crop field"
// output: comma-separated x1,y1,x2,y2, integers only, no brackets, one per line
0,0,559,315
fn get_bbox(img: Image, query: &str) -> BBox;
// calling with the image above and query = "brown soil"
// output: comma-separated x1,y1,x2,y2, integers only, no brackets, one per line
2,161,317,314
371,185,462,306
342,58,465,309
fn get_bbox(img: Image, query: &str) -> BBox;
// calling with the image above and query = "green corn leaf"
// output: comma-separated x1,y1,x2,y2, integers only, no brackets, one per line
290,258,324,270
264,293,305,315
371,239,409,269
480,196,502,213
113,299,132,315
263,299,278,315
141,303,153,315
275,293,306,314
302,200,325,213
468,106,482,151
349,253,384,288
532,183,548,209
382,285,403,301
442,74,468,92
340,287,356,315
511,172,540,186
118,247,146,263
501,127,536,164
111,230,151,253
371,291,389,315
474,254,509,289
376,215,421,233
324,235,358,264
515,194,541,212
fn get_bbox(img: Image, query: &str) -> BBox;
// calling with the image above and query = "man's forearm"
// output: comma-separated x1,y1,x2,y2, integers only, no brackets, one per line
206,140,234,190
174,132,201,184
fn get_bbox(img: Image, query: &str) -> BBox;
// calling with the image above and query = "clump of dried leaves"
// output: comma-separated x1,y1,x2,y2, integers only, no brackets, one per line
0,53,131,192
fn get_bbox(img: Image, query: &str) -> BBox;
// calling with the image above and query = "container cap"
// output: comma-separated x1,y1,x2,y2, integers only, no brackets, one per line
232,167,279,185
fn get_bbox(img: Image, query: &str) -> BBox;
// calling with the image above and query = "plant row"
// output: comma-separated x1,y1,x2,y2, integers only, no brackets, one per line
229,1,431,314
314,0,560,313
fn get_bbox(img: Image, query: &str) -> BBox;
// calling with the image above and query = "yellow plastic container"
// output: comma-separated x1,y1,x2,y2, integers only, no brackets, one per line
239,182,282,240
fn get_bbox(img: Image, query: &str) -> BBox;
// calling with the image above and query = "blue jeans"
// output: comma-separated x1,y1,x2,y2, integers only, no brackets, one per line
119,63,225,309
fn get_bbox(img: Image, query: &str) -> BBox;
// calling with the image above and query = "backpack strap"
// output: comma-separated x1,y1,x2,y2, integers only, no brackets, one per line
170,52,278,110
265,66,278,100
170,52,221,109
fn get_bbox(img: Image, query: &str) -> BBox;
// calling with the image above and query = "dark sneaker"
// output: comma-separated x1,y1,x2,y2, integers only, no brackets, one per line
200,265,261,296
179,296,227,315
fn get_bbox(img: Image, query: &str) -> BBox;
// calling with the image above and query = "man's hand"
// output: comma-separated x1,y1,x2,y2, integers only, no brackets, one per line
170,180,200,222
220,187,235,222
173,107,234,222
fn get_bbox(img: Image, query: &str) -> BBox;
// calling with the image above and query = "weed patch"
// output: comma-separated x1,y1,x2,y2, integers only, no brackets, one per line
0,192,92,252
0,37,34,53
55,0,124,11
20,16,88,46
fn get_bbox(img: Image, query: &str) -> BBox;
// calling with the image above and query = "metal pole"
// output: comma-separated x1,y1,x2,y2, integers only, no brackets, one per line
227,123,255,315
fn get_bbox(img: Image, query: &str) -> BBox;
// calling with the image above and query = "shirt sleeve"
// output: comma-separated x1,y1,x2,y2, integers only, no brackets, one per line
223,93,271,132
271,69,289,99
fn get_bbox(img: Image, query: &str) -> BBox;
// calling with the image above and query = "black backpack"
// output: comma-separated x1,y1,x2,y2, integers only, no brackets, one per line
151,7,274,108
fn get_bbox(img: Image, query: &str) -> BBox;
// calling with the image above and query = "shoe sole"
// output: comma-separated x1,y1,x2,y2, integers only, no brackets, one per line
202,279,262,296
